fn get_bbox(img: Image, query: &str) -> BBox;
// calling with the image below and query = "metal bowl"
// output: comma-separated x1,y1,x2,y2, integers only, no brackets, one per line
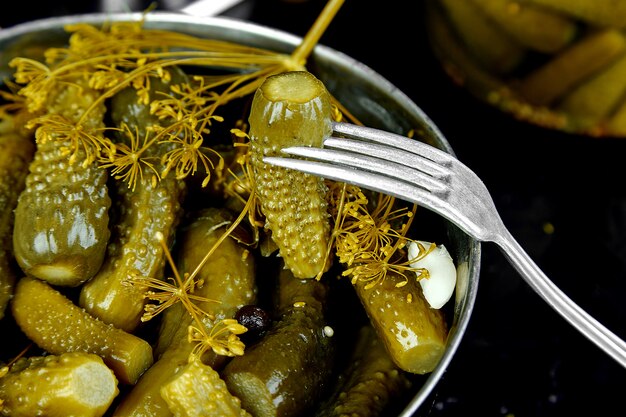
0,12,480,416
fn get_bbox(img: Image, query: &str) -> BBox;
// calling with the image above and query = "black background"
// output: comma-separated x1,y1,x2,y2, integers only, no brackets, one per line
2,1,625,416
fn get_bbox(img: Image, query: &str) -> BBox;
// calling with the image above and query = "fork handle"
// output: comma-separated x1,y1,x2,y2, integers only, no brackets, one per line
496,229,626,369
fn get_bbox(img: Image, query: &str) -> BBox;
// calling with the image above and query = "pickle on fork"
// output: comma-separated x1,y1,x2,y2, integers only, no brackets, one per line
249,71,332,279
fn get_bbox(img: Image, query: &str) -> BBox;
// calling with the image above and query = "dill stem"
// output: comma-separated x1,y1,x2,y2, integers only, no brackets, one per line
290,0,345,67
158,235,186,291
155,235,212,347
6,343,33,369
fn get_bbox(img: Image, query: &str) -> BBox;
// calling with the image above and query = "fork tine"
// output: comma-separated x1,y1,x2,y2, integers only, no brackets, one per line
262,155,449,217
332,122,455,167
323,137,451,178
331,123,491,199
276,145,449,194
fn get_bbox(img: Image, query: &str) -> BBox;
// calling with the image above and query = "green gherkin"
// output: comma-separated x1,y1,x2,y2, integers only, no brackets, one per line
222,267,336,417
249,71,332,279
315,325,412,417
0,352,119,417
11,276,153,385
112,208,256,417
160,359,252,417
12,80,111,287
79,74,187,333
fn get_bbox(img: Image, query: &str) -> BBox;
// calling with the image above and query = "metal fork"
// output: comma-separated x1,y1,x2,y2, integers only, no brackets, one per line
264,121,626,369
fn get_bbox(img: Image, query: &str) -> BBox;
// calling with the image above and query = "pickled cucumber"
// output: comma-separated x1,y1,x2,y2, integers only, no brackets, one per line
315,325,412,417
558,53,626,131
517,29,626,106
79,77,187,332
78,171,185,332
160,359,252,417
425,1,506,102
354,271,448,375
11,276,153,385
12,80,111,287
155,208,257,356
470,0,577,53
222,267,336,417
112,208,256,417
249,71,332,279
522,0,626,28
0,122,34,320
0,352,118,417
438,0,526,74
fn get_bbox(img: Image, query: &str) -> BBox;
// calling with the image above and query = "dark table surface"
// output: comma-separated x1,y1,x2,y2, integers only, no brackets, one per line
2,1,625,416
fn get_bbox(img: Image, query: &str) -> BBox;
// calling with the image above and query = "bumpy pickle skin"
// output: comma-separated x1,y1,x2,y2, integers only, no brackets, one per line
113,208,256,417
160,359,252,417
249,70,332,279
11,276,153,385
315,325,412,417
0,123,34,320
12,80,111,287
0,352,119,417
13,81,111,286
79,77,187,332
155,208,257,356
222,266,336,417
354,271,448,375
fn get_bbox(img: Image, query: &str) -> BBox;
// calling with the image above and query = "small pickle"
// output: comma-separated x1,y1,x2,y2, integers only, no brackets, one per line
160,359,252,417
12,80,111,286
222,267,336,417
523,0,626,28
11,276,153,385
249,71,332,279
517,29,626,106
558,53,626,130
0,120,34,320
438,0,526,74
469,0,577,53
113,208,256,417
315,325,412,417
0,352,119,417
79,76,187,332
354,271,448,375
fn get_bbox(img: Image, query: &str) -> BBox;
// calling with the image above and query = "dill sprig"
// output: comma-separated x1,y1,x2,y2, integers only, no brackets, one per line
189,318,247,358
6,0,345,192
7,22,295,190
28,113,112,167
326,182,424,289
97,123,161,191
126,231,247,360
